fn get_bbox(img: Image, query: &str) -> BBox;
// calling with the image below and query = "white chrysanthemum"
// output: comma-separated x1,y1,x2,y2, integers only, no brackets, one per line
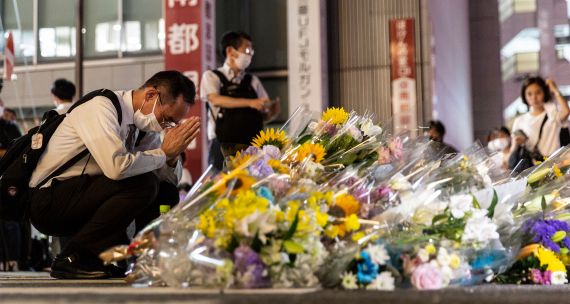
551,271,568,285
436,247,451,267
366,271,395,291
417,248,430,263
461,210,499,246
449,194,473,219
340,271,358,290
366,244,390,265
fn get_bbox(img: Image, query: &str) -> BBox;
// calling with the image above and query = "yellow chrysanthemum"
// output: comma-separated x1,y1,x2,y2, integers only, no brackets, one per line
351,232,365,242
537,245,566,272
228,150,251,169
334,193,360,216
251,128,289,149
553,165,563,178
216,170,256,197
345,214,361,232
425,244,437,255
325,225,340,239
321,107,349,125
294,142,326,164
449,254,461,269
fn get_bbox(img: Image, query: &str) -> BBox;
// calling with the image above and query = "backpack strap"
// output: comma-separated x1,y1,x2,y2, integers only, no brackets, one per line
36,89,122,188
211,69,230,87
206,70,232,123
534,113,549,152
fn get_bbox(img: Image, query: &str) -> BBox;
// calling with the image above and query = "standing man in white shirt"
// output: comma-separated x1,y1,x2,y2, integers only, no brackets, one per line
51,78,76,114
28,70,200,279
200,31,279,171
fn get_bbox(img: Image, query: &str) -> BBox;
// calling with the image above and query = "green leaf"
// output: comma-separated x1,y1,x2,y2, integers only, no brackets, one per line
472,194,481,209
431,214,448,225
283,240,304,254
296,134,313,145
283,211,299,240
487,189,499,219
541,196,547,211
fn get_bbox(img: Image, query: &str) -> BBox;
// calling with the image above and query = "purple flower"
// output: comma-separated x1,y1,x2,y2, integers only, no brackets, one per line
525,219,570,253
244,146,261,156
233,245,270,288
262,145,282,159
249,159,274,179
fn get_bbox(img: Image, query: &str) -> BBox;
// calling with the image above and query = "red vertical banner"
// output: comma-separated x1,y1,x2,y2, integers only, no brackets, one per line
389,19,417,135
164,0,216,181
3,32,14,81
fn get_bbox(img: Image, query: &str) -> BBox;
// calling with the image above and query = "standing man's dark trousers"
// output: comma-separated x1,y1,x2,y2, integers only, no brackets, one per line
29,172,174,279
208,138,224,171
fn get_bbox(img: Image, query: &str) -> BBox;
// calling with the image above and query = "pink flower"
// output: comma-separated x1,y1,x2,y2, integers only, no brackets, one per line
378,146,391,164
388,137,403,160
530,269,544,284
411,263,443,290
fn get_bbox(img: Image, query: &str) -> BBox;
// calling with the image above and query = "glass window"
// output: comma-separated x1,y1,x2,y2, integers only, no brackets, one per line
38,0,76,61
123,0,163,55
85,0,119,58
1,0,35,63
249,0,287,70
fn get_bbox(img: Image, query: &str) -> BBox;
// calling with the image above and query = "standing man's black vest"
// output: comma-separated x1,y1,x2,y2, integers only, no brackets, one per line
210,70,263,146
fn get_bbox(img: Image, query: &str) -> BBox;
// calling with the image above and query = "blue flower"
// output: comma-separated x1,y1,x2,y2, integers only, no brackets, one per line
257,186,275,203
356,251,379,284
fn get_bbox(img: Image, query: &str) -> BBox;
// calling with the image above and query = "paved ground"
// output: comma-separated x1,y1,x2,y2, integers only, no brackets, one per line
1,272,570,303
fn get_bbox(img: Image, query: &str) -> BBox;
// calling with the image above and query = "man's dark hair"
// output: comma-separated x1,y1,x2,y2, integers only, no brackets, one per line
0,79,3,93
220,31,252,59
51,78,76,101
429,120,446,137
142,70,196,105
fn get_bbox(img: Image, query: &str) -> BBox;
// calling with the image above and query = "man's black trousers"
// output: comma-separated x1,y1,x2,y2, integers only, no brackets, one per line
29,173,178,255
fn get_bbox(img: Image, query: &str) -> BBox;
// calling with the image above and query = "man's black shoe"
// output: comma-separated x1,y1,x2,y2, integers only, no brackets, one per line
50,254,109,280
105,263,127,278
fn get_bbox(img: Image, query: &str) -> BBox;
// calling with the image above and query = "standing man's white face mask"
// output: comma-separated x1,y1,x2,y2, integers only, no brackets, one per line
228,39,255,72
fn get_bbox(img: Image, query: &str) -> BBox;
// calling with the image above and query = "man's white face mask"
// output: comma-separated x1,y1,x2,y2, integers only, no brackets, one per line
233,49,252,70
133,95,163,133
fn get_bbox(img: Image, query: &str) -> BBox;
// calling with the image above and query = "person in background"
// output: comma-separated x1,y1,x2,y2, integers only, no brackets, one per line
427,120,458,155
200,31,279,171
0,85,22,157
487,126,511,171
510,76,570,171
51,78,76,114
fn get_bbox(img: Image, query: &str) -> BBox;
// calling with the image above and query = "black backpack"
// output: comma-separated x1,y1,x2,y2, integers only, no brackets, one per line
209,70,262,146
0,89,122,221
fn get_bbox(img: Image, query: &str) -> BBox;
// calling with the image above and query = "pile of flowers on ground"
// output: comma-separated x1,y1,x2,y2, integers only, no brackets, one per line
98,107,570,290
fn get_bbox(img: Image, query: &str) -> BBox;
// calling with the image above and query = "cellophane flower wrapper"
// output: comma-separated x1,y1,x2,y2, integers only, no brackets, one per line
290,108,387,171
518,146,570,190
495,178,570,285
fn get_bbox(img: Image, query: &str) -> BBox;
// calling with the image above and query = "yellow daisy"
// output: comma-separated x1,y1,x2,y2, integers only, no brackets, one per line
251,128,289,149
321,107,349,125
268,159,289,174
216,170,256,197
294,142,326,164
